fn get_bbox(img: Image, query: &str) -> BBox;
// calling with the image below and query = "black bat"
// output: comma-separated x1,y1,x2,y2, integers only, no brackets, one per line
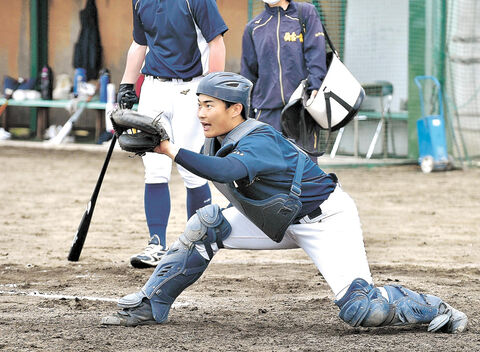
68,134,117,261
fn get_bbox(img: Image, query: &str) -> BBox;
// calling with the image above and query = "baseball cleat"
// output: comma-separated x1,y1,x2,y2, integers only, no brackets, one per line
428,303,468,333
101,299,157,327
130,234,169,268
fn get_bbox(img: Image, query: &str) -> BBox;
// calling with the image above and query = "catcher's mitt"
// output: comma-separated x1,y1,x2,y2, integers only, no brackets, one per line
110,109,170,155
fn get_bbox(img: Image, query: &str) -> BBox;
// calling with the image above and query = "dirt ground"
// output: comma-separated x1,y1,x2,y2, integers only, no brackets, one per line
0,143,479,352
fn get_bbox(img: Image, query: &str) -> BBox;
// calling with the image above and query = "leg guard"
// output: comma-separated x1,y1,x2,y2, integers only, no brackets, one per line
335,278,448,329
118,204,231,323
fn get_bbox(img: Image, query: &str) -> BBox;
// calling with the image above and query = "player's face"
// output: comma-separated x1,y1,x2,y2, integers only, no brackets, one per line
197,94,243,138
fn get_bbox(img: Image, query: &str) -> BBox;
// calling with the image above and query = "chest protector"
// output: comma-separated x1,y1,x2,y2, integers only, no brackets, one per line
203,119,306,243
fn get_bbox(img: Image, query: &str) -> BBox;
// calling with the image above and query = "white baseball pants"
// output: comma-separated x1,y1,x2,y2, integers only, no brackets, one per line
138,75,208,188
196,185,373,298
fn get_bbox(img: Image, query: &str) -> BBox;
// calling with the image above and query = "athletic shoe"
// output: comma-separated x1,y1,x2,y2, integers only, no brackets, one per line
101,298,157,327
428,303,468,333
0,128,11,140
130,234,168,268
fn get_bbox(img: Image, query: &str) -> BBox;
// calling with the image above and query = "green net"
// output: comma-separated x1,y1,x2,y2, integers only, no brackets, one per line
247,1,480,162
445,0,480,162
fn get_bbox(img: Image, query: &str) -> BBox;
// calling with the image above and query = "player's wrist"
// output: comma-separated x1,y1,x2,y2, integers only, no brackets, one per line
168,144,180,160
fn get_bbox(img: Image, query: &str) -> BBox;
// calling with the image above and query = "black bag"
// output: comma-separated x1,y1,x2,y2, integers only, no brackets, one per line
73,0,103,80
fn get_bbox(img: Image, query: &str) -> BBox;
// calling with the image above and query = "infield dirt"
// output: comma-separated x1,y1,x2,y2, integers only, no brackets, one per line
0,145,479,351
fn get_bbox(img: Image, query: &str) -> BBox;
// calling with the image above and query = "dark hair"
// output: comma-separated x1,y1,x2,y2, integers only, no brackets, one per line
224,101,246,119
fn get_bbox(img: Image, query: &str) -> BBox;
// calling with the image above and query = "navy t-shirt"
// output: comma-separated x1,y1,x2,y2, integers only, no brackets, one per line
132,0,228,79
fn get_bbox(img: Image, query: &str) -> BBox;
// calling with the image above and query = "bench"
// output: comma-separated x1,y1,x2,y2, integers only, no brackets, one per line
0,98,108,141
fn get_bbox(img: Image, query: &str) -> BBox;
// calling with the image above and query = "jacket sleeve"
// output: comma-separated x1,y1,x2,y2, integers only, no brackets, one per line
303,5,327,91
240,24,258,86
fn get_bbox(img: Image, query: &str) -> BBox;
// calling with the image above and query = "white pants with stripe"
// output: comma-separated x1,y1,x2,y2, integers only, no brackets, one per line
138,75,208,188
196,185,373,298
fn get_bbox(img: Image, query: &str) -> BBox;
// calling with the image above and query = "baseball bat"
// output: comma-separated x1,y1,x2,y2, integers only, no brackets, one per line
67,134,117,261
47,95,93,145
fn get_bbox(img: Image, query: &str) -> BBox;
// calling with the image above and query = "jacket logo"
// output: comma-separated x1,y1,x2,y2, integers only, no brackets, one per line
284,32,303,43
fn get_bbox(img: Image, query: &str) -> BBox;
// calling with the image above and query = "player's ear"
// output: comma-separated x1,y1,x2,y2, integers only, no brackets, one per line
229,102,243,118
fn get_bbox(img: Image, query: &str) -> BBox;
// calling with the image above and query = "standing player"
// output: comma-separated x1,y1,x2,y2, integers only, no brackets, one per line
103,72,467,334
117,0,228,268
241,0,326,162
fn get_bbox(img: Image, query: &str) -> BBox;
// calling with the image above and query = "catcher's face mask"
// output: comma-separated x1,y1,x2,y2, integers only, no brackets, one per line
198,94,244,138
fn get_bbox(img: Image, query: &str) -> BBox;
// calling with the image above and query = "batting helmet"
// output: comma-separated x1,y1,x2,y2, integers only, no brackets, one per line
197,72,253,118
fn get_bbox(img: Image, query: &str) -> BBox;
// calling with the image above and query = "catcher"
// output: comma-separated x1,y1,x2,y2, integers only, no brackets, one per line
103,72,468,333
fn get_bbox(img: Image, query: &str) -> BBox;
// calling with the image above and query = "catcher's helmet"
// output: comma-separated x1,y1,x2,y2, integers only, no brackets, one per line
197,72,253,118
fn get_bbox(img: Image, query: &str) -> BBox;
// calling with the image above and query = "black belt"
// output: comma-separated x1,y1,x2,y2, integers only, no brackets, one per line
294,205,323,224
294,173,338,225
146,75,193,82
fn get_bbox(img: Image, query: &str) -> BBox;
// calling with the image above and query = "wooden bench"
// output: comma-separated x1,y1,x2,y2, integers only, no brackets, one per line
0,98,108,140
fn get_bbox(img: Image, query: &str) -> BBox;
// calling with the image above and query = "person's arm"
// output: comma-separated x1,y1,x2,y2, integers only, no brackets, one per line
208,34,226,72
240,24,258,117
303,6,327,92
240,25,258,86
153,141,248,182
120,41,147,84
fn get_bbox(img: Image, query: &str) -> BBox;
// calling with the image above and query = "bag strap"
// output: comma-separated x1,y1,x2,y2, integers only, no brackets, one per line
296,2,339,57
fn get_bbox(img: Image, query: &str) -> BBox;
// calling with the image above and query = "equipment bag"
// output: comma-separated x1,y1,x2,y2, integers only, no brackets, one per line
281,3,364,155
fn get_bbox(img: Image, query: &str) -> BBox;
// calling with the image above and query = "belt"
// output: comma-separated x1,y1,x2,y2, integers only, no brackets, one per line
146,75,194,82
295,205,323,224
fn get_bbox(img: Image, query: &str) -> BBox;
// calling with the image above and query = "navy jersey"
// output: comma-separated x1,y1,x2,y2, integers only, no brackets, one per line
175,124,336,218
227,125,336,216
132,0,228,79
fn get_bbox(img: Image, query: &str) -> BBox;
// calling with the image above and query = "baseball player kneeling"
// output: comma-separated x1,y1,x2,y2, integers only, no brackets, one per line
103,72,468,333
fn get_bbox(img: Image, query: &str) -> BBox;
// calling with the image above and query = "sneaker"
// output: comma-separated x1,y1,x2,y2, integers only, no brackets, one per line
101,298,157,327
130,234,168,268
0,128,11,140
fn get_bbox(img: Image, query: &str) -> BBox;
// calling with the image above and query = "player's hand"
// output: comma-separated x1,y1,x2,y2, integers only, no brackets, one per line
154,140,179,160
306,90,318,106
117,83,139,109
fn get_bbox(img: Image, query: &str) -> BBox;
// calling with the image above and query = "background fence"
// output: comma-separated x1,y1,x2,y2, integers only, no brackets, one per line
248,0,480,164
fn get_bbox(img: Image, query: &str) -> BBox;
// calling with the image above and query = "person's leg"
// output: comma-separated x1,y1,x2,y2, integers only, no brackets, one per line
129,77,173,268
102,206,298,326
334,277,468,333
287,186,372,297
289,186,467,333
186,183,211,219
102,204,232,326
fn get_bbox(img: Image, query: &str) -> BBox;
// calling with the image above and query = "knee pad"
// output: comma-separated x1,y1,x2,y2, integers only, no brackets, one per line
179,204,232,259
335,278,393,327
335,278,444,328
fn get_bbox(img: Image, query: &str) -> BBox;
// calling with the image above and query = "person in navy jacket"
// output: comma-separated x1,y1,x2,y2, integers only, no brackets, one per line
241,0,327,134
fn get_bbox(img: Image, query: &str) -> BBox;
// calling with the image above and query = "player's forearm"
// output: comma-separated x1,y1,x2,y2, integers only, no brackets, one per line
174,148,248,183
208,35,226,72
121,41,147,84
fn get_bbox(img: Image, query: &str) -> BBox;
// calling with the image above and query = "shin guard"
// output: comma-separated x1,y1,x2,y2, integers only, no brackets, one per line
335,278,445,328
